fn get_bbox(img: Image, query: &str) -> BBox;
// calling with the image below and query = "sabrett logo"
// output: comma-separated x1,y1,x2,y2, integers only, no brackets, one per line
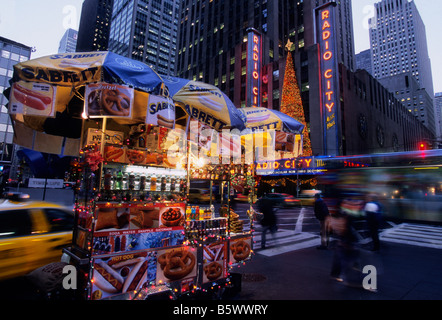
19,66,100,84
184,104,227,131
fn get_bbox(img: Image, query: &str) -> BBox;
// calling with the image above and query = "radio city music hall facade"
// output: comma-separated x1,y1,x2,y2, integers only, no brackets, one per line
175,0,434,157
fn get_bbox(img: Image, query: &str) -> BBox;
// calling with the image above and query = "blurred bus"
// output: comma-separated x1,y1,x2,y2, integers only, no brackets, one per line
317,150,442,224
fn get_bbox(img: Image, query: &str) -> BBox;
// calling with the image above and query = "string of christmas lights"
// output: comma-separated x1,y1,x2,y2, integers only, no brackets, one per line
280,51,313,157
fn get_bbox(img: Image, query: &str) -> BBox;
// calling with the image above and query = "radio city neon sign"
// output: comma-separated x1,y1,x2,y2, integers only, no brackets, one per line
247,29,261,108
316,1,340,156
321,9,335,114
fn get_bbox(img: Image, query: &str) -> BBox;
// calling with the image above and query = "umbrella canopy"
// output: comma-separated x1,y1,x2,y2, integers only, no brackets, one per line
238,107,305,134
8,51,168,139
162,76,247,132
13,51,164,94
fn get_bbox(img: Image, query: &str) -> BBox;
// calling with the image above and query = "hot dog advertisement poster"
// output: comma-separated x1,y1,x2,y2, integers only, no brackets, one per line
9,81,56,117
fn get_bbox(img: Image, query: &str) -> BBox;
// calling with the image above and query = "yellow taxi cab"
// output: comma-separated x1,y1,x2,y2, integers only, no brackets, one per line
297,190,322,206
0,193,74,281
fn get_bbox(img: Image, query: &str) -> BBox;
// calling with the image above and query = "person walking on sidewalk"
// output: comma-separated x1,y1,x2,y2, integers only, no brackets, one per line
257,197,278,249
364,194,383,252
314,193,330,249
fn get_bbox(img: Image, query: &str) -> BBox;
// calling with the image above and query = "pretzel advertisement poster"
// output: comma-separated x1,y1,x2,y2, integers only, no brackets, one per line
85,83,134,118
9,81,56,117
202,241,227,283
156,247,197,284
229,237,252,264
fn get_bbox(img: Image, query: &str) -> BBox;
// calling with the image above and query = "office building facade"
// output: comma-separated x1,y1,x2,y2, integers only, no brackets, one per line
108,0,180,76
76,0,114,52
356,49,373,75
368,0,436,137
435,92,442,144
58,28,78,53
369,0,434,97
0,37,32,164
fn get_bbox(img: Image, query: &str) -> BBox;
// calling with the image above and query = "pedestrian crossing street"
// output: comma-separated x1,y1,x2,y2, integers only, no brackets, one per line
380,223,442,250
234,204,442,257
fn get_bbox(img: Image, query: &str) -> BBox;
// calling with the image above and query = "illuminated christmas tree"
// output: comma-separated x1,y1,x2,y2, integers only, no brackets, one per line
280,49,312,157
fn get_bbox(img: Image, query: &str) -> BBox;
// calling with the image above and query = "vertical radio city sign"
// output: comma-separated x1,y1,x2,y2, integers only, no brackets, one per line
315,1,341,156
246,28,262,108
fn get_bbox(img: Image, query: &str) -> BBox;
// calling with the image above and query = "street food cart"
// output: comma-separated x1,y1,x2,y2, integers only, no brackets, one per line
7,52,304,300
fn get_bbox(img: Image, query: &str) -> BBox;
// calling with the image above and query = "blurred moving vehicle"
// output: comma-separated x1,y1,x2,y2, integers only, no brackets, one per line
258,193,300,208
188,188,215,203
297,190,322,206
234,194,249,202
0,194,74,281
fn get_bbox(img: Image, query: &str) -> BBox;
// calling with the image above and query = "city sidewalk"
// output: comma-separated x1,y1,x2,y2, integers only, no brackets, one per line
232,240,442,300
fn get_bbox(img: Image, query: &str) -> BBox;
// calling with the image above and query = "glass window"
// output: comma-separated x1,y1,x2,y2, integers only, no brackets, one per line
1,50,10,59
44,209,74,233
0,210,32,238
10,53,19,61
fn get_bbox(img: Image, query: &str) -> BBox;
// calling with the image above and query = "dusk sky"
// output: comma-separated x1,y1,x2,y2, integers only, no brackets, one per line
0,0,441,93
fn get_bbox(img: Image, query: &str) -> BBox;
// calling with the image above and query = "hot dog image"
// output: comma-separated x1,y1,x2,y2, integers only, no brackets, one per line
157,114,175,129
93,261,124,293
92,252,156,299
12,83,52,111
198,95,224,112
104,146,124,162
245,112,271,124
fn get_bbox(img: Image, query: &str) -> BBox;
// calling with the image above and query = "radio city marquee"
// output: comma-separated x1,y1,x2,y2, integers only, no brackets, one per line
316,2,340,156
255,158,327,176
246,28,262,108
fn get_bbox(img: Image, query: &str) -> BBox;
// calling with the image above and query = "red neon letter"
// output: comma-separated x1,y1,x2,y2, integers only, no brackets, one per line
324,69,333,78
322,20,331,30
322,10,329,20
322,30,330,40
326,103,335,112
325,91,333,101
323,51,332,60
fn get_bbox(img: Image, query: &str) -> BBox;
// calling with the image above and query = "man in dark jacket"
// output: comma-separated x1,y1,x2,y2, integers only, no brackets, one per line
257,197,278,249
314,193,330,249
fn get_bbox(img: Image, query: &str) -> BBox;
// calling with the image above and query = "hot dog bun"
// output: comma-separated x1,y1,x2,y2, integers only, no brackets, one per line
93,262,124,293
198,95,224,112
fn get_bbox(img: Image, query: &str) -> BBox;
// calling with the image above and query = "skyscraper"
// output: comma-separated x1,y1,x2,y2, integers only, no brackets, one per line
58,28,78,53
0,37,32,165
108,0,180,76
369,0,436,136
369,0,434,96
76,0,114,52
435,92,442,142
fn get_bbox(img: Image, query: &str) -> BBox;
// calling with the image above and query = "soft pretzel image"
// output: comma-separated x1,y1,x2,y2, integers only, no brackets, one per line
158,248,195,281
230,240,251,262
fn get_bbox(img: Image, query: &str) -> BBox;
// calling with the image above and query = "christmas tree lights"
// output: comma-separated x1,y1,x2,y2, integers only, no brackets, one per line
280,50,313,157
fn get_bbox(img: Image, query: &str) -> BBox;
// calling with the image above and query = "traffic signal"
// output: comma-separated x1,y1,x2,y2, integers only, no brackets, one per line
418,142,428,151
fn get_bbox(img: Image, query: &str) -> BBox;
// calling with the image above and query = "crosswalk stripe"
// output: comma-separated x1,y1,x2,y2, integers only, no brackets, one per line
380,223,442,249
252,229,321,256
